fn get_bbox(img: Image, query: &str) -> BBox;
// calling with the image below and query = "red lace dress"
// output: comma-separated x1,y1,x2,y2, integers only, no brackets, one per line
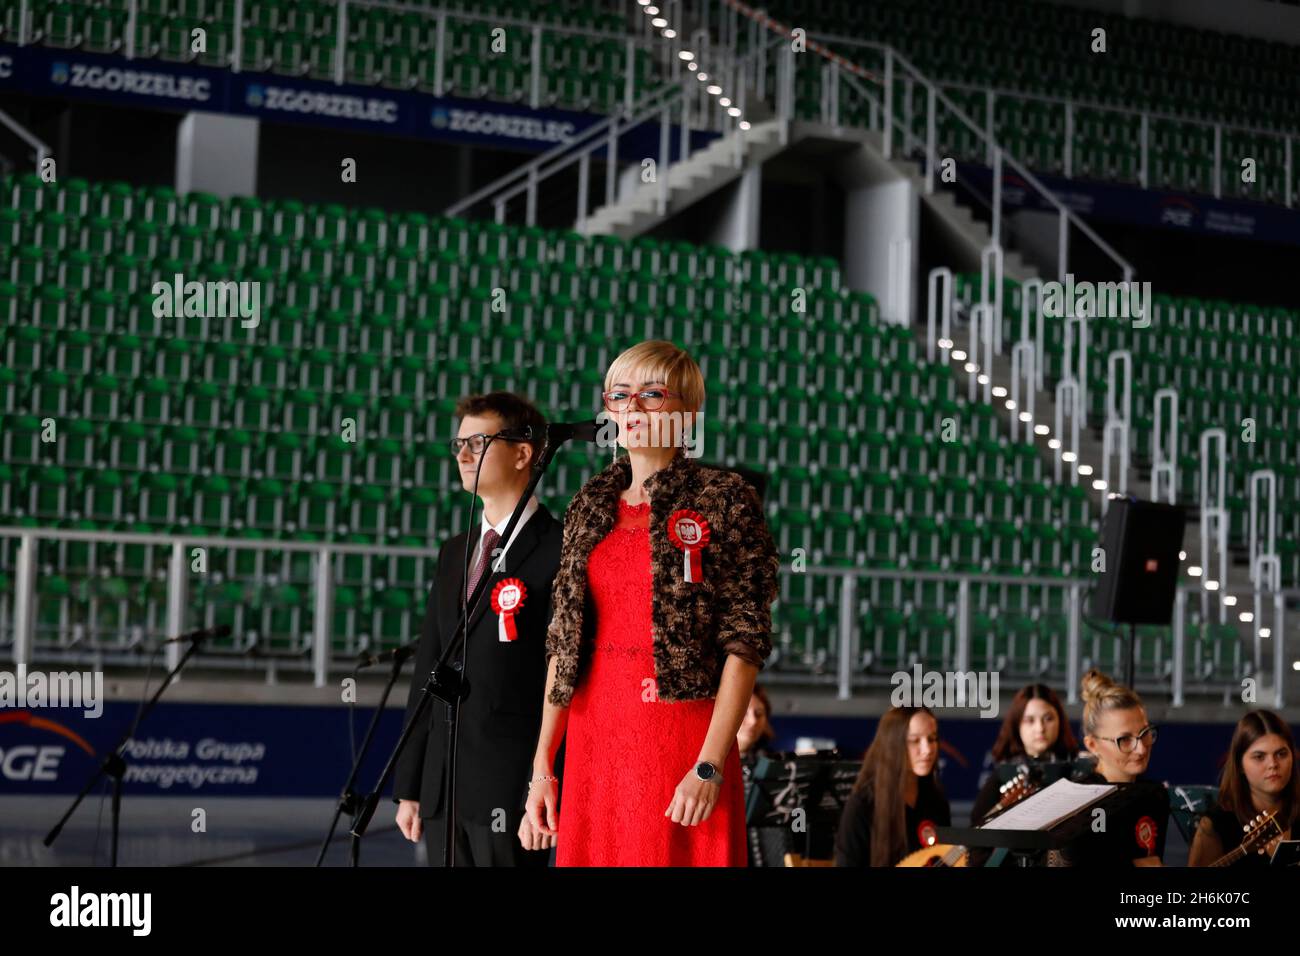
556,498,747,866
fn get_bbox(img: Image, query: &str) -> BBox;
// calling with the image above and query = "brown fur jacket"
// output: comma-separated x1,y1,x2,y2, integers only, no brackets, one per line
545,451,779,706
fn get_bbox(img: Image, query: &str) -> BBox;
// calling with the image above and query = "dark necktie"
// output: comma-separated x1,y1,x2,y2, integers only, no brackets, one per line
466,528,501,601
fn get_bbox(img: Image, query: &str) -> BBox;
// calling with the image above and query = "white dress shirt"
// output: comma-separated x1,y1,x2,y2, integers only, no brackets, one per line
469,493,540,574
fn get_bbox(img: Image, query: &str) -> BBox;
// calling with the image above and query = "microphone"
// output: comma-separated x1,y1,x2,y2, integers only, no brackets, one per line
545,419,615,444
355,642,418,669
159,624,232,645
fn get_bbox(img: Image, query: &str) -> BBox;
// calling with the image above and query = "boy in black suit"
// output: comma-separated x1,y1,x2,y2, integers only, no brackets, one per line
393,392,563,866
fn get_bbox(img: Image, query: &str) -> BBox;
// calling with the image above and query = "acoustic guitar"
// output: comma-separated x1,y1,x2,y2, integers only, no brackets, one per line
897,770,1039,867
1209,810,1284,867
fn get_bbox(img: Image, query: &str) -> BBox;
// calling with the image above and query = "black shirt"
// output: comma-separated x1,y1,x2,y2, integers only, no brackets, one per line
1057,772,1169,866
834,774,951,867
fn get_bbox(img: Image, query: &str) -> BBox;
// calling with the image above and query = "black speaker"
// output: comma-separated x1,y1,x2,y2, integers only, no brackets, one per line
1089,498,1187,625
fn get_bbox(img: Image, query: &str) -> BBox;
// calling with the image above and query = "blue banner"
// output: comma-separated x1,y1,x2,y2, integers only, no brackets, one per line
0,697,1236,800
0,700,402,798
961,162,1300,246
0,42,707,157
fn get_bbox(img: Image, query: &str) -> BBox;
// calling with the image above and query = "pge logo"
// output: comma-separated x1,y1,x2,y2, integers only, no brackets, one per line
0,711,96,782
245,83,265,107
1159,197,1196,229
431,108,449,129
51,61,70,85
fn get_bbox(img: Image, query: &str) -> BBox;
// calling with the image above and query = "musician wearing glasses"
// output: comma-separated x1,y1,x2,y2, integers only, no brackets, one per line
1188,710,1297,867
1058,669,1168,867
393,392,564,866
526,340,780,866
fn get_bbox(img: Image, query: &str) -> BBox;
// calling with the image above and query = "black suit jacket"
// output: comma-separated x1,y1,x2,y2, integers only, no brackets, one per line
392,504,563,824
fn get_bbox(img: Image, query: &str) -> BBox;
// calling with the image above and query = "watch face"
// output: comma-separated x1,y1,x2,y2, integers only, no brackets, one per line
697,762,715,780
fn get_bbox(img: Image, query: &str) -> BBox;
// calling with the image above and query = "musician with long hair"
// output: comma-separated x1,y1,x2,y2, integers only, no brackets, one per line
1188,709,1297,867
834,707,950,867
970,682,1080,825
738,684,777,769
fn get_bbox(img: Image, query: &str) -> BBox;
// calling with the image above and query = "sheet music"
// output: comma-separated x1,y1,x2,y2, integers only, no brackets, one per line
980,778,1116,831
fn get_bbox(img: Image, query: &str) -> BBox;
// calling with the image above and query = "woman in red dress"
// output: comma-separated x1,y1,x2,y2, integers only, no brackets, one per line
524,340,778,866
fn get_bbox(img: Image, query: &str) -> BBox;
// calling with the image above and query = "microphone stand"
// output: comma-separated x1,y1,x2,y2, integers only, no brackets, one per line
348,430,565,866
44,627,222,867
315,640,417,868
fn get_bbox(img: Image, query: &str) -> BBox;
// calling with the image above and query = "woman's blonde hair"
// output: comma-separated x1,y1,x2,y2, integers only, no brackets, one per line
604,340,705,414
1080,669,1144,738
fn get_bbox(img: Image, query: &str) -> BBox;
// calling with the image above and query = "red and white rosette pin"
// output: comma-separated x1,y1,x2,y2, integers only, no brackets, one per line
668,509,710,583
1135,815,1158,855
490,578,527,643
917,820,938,848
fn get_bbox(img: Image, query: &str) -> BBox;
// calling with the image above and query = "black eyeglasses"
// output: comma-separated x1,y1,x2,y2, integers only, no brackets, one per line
602,388,681,412
1096,725,1158,754
448,432,526,457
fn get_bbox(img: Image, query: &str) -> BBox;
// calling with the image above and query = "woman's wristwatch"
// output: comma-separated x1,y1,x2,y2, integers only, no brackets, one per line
694,761,722,785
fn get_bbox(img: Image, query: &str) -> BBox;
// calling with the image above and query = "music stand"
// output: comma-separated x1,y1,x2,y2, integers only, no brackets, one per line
940,781,1157,866
744,750,857,863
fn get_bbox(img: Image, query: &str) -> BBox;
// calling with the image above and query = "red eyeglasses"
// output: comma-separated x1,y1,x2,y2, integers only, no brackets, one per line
602,388,682,412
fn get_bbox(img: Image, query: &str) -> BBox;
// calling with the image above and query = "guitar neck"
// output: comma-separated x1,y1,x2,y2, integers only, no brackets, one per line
1210,817,1277,867
1210,844,1247,868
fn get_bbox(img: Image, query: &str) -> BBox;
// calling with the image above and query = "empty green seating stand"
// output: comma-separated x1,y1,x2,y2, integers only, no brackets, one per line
6,172,1282,679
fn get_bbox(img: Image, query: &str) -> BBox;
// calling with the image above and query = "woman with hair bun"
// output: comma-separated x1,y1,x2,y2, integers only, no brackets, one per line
1058,669,1168,866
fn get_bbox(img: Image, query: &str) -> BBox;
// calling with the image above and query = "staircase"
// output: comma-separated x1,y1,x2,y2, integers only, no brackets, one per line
577,118,786,239
861,128,1281,697
564,56,1285,698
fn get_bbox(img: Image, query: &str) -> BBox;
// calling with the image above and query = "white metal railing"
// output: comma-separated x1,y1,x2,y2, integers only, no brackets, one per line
779,566,1293,708
3,526,1290,706
746,20,1138,292
1249,470,1281,677
938,79,1296,206
444,30,787,227
18,0,1295,209
1151,388,1179,505
0,526,435,688
712,2,1139,404
764,19,1295,210
1199,428,1229,626
0,109,51,174
444,78,685,226
18,0,660,113
1101,350,1132,515
1009,339,1035,444
925,266,952,364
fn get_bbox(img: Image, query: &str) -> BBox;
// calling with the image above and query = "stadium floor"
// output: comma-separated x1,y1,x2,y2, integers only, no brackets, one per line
0,796,1191,866
0,797,423,867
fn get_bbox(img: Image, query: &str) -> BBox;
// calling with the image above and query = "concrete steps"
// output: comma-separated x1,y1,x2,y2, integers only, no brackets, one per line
578,119,786,239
